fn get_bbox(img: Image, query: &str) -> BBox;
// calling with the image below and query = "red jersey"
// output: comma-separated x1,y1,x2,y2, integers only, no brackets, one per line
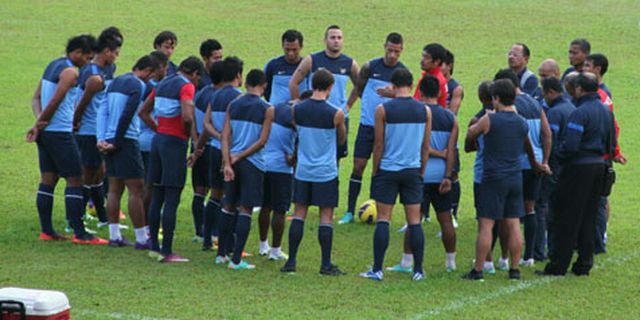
413,67,448,107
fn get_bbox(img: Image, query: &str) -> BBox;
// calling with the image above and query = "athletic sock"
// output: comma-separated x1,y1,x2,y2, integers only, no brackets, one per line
90,183,107,223
401,253,414,268
109,223,122,240
191,193,205,237
408,224,425,274
271,246,282,256
148,186,164,252
232,213,252,264
36,184,55,234
217,209,235,257
160,187,182,255
226,213,238,255
318,224,334,269
82,185,91,210
347,174,362,214
286,218,304,266
372,220,390,272
134,227,148,244
446,252,457,268
65,186,87,238
260,240,270,252
484,261,494,270
203,198,220,246
523,212,536,260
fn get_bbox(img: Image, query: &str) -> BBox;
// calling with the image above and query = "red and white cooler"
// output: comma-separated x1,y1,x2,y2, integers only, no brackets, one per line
0,288,70,320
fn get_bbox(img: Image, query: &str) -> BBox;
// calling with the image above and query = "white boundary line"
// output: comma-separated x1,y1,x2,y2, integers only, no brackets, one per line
410,251,640,319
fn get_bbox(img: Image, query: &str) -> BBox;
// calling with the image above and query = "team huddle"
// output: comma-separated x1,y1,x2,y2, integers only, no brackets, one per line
27,25,623,281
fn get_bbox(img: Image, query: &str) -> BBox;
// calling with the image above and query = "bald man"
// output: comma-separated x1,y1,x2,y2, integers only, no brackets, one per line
532,59,562,107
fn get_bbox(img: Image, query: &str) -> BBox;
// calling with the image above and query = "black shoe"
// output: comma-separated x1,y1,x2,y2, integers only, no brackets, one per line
320,264,346,276
280,262,296,273
508,268,521,280
461,268,484,280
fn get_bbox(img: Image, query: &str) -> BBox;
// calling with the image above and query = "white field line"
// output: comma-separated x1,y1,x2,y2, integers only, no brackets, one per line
410,251,640,319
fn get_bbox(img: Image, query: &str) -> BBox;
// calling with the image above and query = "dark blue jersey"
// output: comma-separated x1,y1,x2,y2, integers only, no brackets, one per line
76,62,115,136
380,97,427,172
483,111,529,182
264,55,307,105
309,51,353,115
294,99,339,182
517,68,539,96
424,103,455,183
228,94,270,171
360,57,406,126
546,96,576,170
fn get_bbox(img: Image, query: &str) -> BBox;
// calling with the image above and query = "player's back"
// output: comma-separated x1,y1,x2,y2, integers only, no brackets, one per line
380,97,427,171
228,94,270,170
294,99,338,182
209,84,242,149
41,57,77,132
77,63,114,135
483,111,528,182
424,103,455,183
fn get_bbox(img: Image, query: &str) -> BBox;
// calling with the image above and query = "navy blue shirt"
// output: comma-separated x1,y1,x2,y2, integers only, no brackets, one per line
294,99,339,182
228,94,270,171
309,51,353,115
208,85,242,149
483,111,529,182
546,96,576,170
446,78,463,107
360,57,406,126
380,97,427,172
518,68,539,96
264,55,307,105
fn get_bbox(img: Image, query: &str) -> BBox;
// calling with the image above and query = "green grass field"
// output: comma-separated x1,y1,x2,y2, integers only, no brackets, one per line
1,1,640,319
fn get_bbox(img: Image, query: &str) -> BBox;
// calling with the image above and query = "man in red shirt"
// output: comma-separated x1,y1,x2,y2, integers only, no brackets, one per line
414,43,448,108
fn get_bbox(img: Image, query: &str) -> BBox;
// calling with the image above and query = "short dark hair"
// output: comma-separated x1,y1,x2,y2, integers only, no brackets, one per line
586,53,609,76
541,77,564,94
312,69,334,91
575,72,599,93
299,90,313,100
390,68,413,88
132,55,157,72
324,25,341,38
178,56,205,76
478,80,493,103
282,29,304,46
444,49,455,74
221,56,244,82
423,43,446,65
385,32,403,45
97,28,123,52
153,31,177,48
149,51,168,67
66,34,97,54
490,79,516,106
209,60,224,85
493,68,519,88
199,39,222,59
571,38,591,54
515,43,530,58
419,75,440,99
245,69,267,87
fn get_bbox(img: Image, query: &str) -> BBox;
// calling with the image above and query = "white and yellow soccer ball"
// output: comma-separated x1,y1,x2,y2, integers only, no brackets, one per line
358,200,377,224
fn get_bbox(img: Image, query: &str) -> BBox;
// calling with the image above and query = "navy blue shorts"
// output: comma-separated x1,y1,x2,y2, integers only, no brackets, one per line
147,133,188,187
105,138,144,179
141,151,150,183
479,174,525,220
75,134,103,168
223,158,264,208
293,177,338,208
36,131,82,178
474,182,483,217
263,171,293,213
423,183,453,213
191,144,211,188
370,168,422,205
337,118,349,159
353,124,374,159
522,169,542,202
209,147,224,190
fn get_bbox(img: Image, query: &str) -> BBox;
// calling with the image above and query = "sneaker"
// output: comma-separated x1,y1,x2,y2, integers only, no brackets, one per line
359,269,383,281
135,240,151,250
508,268,521,280
412,272,425,281
280,263,296,273
385,264,412,273
446,262,457,273
39,232,67,241
228,260,255,270
259,244,271,256
215,255,229,265
72,235,108,245
268,251,288,261
320,264,346,276
497,258,509,271
108,238,133,247
397,224,408,233
160,253,190,263
520,258,535,268
338,212,354,225
483,263,496,275
461,268,484,281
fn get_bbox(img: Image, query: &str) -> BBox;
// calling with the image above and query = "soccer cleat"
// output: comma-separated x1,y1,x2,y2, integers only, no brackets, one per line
160,253,190,263
446,262,457,273
461,268,484,281
483,263,496,275
39,232,67,241
320,264,346,276
134,240,151,250
359,269,383,281
259,243,271,256
520,258,535,268
385,264,413,273
508,268,521,280
228,260,255,270
397,224,408,233
268,251,288,261
412,272,425,281
72,235,108,245
108,238,133,247
215,255,229,265
497,258,509,271
280,263,296,273
338,212,354,225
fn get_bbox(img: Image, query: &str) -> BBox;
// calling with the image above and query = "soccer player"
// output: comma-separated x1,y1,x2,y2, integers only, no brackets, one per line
264,29,307,106
197,39,223,90
281,69,347,276
142,56,204,262
508,43,538,96
73,28,122,228
443,49,463,225
463,79,547,281
494,69,551,268
258,90,312,259
27,34,107,244
561,38,590,80
97,55,159,248
413,43,448,108
217,69,274,270
341,32,405,225
539,73,614,276
153,31,178,76
358,69,431,281
288,25,359,161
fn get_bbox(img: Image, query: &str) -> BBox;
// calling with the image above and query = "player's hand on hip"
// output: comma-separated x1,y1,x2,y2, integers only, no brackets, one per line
25,126,39,142
223,164,235,182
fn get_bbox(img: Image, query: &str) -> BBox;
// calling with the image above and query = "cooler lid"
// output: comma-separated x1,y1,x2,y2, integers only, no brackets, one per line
0,287,70,316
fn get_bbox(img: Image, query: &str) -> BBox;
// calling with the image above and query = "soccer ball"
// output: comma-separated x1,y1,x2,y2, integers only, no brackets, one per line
358,200,377,224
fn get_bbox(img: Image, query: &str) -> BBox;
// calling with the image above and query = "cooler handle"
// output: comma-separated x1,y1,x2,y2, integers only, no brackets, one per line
0,300,26,320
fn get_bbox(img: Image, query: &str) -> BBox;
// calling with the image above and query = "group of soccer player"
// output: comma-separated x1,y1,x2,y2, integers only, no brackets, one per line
29,25,622,281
